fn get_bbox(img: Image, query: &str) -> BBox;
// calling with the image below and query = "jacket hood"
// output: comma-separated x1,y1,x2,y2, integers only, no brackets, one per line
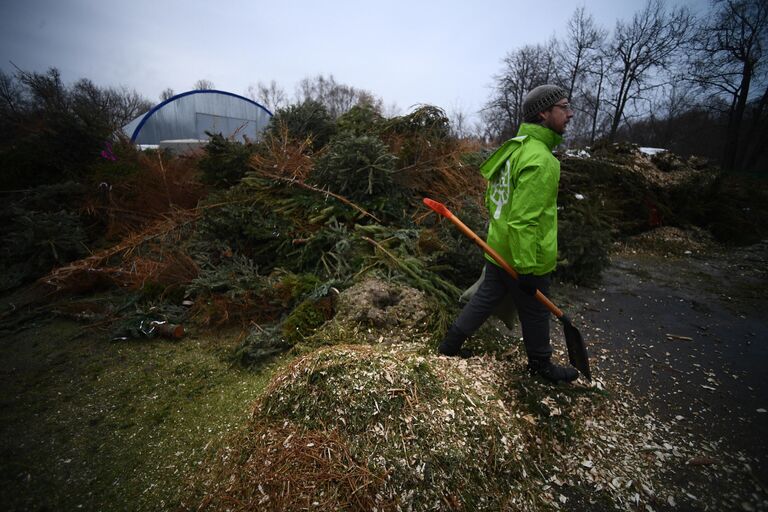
479,136,525,180
517,123,563,150
479,123,562,181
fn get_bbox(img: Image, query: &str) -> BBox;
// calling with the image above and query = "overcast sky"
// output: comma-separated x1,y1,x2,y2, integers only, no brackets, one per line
1,0,708,120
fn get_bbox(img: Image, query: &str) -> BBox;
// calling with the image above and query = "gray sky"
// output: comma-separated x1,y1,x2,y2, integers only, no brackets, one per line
1,0,708,119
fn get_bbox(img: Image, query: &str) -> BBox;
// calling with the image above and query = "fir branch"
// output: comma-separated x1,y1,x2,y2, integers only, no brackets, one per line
249,166,382,223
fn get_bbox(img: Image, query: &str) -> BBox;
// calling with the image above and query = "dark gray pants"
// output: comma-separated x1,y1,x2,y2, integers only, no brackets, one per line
444,261,552,359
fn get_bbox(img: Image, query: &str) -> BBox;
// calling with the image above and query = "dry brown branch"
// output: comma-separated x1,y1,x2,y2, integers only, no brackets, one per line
39,208,199,296
392,138,486,217
249,125,315,180
83,150,207,241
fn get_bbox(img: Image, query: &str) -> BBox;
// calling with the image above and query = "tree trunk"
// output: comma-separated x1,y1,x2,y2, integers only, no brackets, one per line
721,60,753,171
608,69,631,142
590,72,604,144
568,53,582,99
608,90,627,142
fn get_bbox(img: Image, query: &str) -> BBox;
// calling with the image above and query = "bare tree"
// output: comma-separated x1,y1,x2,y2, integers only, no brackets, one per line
448,102,473,138
688,0,768,170
246,80,287,113
0,69,27,120
111,86,153,126
484,41,561,140
69,79,152,130
562,7,607,99
15,66,68,112
585,53,609,144
605,0,692,141
2,66,151,147
193,79,215,90
88,85,152,128
160,88,175,101
620,79,700,149
556,7,608,143
295,74,381,118
381,101,402,119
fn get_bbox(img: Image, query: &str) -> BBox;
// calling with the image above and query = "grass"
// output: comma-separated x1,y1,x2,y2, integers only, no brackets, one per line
0,318,287,511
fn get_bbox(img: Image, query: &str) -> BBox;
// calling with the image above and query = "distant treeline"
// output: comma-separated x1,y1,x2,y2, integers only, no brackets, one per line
0,67,152,190
1,0,766,184
481,0,768,172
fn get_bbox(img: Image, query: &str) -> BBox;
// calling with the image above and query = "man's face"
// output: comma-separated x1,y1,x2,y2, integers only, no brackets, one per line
540,99,574,135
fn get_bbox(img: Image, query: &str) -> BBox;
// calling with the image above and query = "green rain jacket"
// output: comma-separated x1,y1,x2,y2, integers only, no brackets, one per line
481,123,563,275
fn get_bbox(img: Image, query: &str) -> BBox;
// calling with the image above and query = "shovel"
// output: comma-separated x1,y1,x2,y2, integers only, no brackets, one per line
423,197,592,380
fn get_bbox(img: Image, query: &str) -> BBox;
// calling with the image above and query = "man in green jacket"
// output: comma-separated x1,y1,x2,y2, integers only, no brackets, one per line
439,84,578,383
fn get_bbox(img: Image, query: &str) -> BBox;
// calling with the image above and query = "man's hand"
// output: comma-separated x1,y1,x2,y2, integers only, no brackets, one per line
517,274,538,296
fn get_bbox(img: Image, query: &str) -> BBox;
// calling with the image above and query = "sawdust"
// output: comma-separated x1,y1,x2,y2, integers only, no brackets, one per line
622,225,717,255
335,278,429,330
188,342,767,511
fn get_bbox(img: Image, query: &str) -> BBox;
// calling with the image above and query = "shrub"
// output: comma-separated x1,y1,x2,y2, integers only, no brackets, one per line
309,134,404,218
189,187,295,272
698,173,768,245
0,68,151,190
382,105,452,168
335,104,384,136
197,132,254,187
556,195,613,285
266,100,336,150
559,156,657,236
0,207,88,290
384,105,451,140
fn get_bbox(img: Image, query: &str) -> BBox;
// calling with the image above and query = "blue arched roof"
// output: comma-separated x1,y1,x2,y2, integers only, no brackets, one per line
122,89,273,144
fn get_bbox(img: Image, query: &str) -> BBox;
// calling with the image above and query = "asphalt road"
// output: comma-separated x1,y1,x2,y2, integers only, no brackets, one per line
556,243,768,487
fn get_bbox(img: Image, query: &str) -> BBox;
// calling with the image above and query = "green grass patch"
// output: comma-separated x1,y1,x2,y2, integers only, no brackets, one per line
0,319,289,511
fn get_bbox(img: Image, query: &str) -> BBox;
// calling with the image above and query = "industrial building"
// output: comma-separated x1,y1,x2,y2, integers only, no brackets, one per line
121,89,272,151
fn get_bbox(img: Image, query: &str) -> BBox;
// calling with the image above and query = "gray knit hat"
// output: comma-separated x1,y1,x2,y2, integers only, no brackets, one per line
522,84,568,122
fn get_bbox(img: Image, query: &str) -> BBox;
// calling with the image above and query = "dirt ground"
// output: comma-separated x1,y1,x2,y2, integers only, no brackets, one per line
1,236,766,510
554,241,768,488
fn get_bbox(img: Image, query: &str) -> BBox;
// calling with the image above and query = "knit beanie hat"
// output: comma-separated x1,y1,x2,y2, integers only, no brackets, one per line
522,85,568,122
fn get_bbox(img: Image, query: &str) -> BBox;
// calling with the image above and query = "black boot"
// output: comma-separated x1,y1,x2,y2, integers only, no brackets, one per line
528,356,579,383
438,325,474,358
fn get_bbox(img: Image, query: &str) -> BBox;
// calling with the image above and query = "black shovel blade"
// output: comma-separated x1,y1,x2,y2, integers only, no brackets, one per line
560,315,592,381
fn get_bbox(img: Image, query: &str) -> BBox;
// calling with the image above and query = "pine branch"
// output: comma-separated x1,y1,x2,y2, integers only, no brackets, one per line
248,166,382,223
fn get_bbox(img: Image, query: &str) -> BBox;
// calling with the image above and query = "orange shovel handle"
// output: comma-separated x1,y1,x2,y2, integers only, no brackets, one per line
423,197,564,318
